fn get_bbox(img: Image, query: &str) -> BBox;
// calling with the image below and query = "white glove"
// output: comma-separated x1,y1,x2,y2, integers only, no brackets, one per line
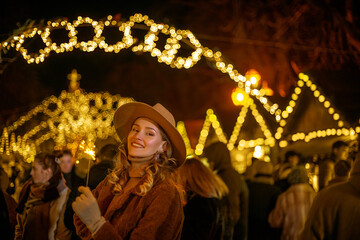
72,186,106,233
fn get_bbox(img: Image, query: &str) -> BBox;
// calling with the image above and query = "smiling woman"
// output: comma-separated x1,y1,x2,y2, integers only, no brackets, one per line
72,101,186,240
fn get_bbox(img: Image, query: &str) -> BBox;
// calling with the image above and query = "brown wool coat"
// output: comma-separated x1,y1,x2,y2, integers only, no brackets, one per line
74,177,184,240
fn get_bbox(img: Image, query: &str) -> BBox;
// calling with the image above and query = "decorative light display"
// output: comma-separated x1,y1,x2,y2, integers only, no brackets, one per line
231,87,249,106
245,69,261,88
176,121,194,155
276,73,359,147
1,13,359,162
0,13,279,118
227,97,275,151
194,109,228,156
0,89,133,162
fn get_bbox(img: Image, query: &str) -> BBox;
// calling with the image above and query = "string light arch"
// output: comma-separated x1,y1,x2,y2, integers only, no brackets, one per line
0,13,279,119
0,14,359,162
0,90,133,162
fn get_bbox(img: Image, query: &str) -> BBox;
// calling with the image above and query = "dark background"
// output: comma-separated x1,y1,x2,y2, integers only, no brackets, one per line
1,0,360,137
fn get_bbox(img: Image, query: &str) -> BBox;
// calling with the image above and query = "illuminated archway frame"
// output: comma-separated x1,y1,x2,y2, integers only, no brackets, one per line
1,14,358,158
0,13,279,119
0,91,133,161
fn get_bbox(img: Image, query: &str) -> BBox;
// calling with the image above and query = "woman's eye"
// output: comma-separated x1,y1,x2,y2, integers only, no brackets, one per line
146,132,155,136
132,128,139,132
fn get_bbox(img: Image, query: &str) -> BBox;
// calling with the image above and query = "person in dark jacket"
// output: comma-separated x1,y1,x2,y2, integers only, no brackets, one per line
56,150,85,240
318,140,349,190
247,160,281,240
176,156,229,240
301,152,360,239
87,144,118,190
328,159,351,186
204,141,249,240
0,167,17,240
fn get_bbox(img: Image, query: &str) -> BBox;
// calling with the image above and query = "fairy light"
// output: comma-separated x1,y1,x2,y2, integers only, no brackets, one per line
176,121,194,155
1,17,358,159
194,109,227,156
0,89,133,161
277,73,357,146
0,13,279,117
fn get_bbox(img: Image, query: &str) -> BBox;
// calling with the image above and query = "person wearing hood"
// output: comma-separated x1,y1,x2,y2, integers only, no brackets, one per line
204,140,249,240
15,153,71,240
72,102,186,240
301,152,360,239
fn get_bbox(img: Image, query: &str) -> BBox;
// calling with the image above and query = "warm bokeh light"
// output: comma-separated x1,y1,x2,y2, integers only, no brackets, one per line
231,87,248,106
245,69,261,88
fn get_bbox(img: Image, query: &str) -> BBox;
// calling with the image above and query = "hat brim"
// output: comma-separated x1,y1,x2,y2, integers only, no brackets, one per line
113,102,186,167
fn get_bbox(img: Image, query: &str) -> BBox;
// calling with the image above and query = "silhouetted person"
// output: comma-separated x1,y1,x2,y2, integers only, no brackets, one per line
176,156,229,240
87,144,118,190
0,168,17,240
318,140,349,190
274,151,301,193
328,159,351,186
269,166,316,240
247,160,281,240
55,150,85,240
301,153,360,239
204,141,249,240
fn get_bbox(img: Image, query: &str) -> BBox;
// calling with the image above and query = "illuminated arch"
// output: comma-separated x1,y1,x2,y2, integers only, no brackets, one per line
1,14,359,162
0,13,279,120
0,90,133,162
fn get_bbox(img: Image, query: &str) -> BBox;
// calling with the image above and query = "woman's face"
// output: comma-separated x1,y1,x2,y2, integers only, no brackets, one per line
30,160,52,184
127,118,167,160
59,153,74,174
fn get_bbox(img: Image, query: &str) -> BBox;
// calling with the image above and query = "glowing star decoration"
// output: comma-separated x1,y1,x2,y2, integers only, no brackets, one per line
0,13,278,118
68,69,82,92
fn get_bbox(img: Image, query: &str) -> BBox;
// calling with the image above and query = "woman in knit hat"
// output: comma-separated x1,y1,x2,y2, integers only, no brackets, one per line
73,102,186,240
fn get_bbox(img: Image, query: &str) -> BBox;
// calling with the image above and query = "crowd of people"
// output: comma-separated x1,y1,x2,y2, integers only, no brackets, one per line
0,101,359,240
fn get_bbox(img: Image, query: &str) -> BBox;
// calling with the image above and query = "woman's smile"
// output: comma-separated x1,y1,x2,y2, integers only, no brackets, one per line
127,118,166,159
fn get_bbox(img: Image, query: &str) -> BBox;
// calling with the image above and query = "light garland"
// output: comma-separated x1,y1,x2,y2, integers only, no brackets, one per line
276,73,358,147
227,97,275,151
1,12,358,159
0,90,133,162
176,121,194,155
194,109,228,156
0,13,278,116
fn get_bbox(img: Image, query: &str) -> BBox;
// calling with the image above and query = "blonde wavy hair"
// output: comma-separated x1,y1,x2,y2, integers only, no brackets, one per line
108,123,178,196
176,157,229,199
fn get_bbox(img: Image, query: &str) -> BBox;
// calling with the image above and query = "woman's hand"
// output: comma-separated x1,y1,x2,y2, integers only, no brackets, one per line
72,186,106,233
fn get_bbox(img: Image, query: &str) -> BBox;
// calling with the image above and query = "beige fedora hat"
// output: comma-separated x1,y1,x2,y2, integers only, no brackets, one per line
113,102,186,167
